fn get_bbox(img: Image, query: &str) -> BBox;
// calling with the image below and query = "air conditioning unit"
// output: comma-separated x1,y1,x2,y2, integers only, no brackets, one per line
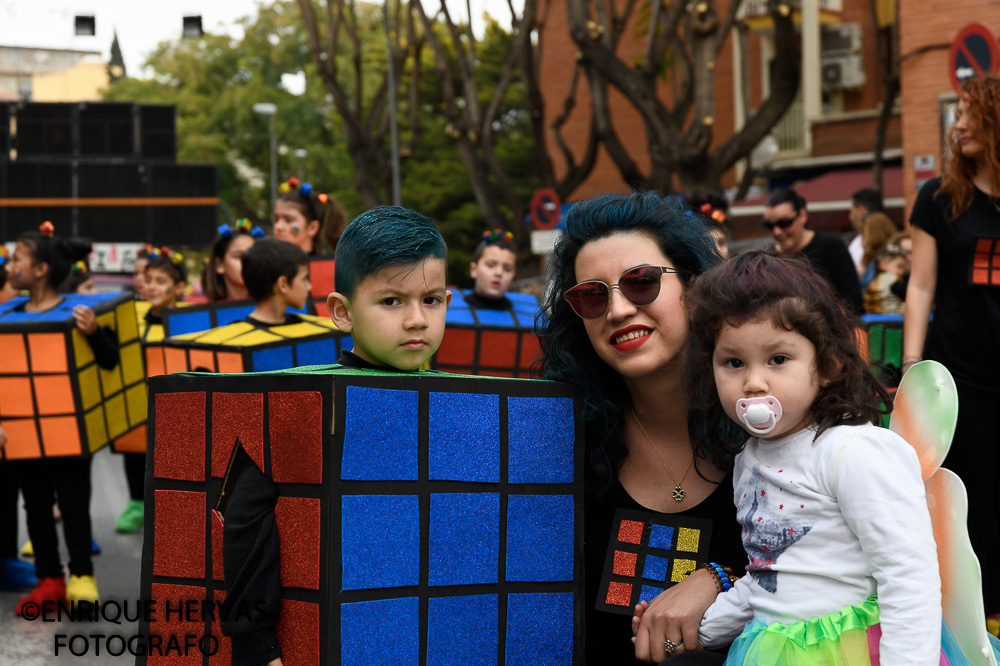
821,54,866,90
821,23,862,56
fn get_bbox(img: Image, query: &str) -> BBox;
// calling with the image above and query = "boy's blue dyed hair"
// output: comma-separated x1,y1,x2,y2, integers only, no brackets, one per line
334,206,448,298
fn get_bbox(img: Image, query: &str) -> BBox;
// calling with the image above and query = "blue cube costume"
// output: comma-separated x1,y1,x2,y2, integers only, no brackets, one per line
139,360,584,665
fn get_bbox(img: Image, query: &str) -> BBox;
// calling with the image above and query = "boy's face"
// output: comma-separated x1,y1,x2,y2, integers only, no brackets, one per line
281,264,311,310
329,258,452,371
470,245,516,299
144,267,184,310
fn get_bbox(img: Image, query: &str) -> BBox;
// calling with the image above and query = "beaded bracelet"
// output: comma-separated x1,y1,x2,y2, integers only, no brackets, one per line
700,562,735,593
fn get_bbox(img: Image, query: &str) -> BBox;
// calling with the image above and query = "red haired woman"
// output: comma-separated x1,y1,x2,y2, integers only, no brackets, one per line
903,75,1000,631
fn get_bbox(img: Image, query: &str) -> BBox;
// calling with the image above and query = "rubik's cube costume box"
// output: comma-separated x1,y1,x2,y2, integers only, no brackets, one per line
0,293,145,460
139,366,584,665
430,290,541,378
153,315,350,375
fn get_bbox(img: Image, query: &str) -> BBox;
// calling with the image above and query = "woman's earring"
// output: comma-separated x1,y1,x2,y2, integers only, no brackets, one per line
822,378,831,387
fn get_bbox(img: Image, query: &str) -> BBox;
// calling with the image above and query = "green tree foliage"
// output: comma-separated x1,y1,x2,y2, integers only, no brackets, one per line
104,1,538,281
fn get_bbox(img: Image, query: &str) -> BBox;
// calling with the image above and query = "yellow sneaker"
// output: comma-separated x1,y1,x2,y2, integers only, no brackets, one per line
20,540,33,557
987,614,1000,638
66,575,100,605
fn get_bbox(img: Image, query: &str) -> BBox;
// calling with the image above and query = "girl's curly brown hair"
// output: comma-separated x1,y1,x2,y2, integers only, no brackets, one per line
686,251,892,463
939,75,1000,218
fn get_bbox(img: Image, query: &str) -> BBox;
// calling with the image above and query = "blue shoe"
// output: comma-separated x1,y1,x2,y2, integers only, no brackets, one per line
91,538,101,555
0,557,38,591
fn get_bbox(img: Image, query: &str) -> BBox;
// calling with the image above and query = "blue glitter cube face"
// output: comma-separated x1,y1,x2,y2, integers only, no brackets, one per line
446,307,476,325
216,305,253,327
506,495,574,582
341,596,419,665
642,554,669,581
429,493,499,586
295,338,338,366
341,495,420,590
639,584,665,605
169,311,212,336
251,345,294,372
427,594,498,666
505,592,574,666
508,397,575,484
649,524,675,550
342,386,418,480
475,309,515,327
429,392,500,482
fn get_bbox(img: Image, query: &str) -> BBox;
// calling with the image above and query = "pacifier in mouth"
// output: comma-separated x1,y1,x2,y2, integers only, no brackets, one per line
735,396,783,436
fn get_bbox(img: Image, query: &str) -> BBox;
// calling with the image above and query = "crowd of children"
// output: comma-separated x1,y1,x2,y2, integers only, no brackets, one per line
1,166,997,665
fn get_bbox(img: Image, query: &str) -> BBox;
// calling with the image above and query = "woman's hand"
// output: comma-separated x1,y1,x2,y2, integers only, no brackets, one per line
73,305,98,335
265,659,283,666
631,568,719,662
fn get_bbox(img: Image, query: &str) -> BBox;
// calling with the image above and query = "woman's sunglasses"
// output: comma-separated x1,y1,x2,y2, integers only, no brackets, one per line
564,265,677,319
762,215,797,231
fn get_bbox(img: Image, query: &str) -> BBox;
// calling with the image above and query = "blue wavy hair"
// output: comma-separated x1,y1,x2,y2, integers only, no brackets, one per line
334,206,448,298
533,191,742,494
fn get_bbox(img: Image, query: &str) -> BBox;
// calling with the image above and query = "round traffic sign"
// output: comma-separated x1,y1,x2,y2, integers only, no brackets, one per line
949,23,1000,93
530,188,561,230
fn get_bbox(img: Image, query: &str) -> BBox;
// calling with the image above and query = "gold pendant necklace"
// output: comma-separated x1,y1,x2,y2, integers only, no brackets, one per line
630,406,694,502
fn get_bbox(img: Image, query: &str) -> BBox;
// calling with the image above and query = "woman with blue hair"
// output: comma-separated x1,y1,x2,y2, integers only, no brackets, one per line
536,192,745,664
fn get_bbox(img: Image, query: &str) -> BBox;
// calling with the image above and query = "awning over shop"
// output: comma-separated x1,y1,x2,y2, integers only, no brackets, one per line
730,166,905,238
732,166,904,216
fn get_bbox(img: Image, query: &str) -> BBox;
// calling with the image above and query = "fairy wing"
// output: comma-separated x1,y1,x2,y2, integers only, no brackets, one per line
890,361,995,666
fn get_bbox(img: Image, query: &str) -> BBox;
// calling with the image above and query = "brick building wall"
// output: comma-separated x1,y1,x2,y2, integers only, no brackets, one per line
538,0,751,197
538,0,893,201
899,2,999,215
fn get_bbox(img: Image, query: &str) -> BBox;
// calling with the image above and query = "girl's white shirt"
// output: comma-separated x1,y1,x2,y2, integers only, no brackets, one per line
699,422,942,665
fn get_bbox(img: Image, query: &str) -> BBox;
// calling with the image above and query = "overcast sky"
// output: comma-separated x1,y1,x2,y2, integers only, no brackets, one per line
0,0,522,78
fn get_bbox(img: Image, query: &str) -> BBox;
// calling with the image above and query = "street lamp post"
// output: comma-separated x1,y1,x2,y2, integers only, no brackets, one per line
252,102,278,213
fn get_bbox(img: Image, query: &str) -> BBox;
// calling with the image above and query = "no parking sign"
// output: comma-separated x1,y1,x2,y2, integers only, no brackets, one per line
530,188,561,230
949,23,999,92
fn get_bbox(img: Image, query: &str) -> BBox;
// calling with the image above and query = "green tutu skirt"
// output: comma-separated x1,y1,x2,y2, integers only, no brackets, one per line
722,596,1000,666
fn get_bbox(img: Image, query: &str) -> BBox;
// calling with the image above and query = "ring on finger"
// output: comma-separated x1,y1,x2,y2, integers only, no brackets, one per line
664,639,679,655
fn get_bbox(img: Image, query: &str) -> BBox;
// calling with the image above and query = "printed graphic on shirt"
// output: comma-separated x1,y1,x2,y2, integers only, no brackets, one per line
970,237,1000,287
738,468,812,593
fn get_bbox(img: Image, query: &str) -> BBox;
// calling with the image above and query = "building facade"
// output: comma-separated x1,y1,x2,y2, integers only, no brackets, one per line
537,0,904,234
0,46,102,101
898,2,998,212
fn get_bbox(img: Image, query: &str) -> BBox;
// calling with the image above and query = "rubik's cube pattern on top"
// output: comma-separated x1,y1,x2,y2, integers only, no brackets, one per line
431,289,542,378
152,315,351,376
140,368,584,666
0,293,146,460
160,300,311,338
596,508,712,616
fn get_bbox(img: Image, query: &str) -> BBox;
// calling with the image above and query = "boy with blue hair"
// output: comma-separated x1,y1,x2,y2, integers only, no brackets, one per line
326,205,452,370
221,206,451,666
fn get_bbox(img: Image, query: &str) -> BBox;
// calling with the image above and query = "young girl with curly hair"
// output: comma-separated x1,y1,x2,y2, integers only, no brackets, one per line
685,251,951,664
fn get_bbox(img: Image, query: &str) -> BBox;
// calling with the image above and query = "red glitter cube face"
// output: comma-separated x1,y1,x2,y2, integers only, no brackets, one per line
153,392,206,481
153,490,206,579
275,496,321,590
606,581,633,607
269,391,323,484
275,599,320,666
211,392,264,477
612,550,637,577
617,519,644,545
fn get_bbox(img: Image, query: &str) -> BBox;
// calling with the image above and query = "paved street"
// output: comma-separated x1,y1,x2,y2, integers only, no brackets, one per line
0,449,144,665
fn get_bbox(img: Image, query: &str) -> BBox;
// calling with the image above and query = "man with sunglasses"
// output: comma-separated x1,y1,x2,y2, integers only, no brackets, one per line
763,187,863,315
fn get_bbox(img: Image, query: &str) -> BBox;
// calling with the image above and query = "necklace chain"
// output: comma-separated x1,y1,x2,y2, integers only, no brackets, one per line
630,406,694,502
